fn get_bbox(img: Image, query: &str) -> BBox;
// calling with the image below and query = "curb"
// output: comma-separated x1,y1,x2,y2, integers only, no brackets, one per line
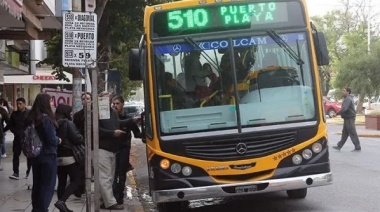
335,132,380,138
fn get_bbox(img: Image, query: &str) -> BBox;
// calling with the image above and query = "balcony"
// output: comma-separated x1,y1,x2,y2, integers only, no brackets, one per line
0,0,61,40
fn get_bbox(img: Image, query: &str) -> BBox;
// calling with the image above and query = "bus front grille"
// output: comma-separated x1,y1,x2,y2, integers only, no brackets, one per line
184,131,296,161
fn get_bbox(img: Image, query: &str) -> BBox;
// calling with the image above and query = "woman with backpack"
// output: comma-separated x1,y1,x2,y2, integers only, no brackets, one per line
27,93,60,212
54,103,84,212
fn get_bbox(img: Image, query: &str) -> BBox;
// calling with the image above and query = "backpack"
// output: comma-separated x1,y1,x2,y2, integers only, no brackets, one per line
22,124,43,158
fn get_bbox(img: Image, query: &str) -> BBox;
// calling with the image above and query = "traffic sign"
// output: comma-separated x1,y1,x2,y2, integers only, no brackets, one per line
62,12,97,68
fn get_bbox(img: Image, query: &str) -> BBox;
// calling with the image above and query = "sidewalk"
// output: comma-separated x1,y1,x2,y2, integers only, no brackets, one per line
0,133,144,212
326,115,380,138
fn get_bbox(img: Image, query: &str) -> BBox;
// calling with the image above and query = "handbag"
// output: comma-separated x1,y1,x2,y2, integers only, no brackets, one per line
72,144,85,165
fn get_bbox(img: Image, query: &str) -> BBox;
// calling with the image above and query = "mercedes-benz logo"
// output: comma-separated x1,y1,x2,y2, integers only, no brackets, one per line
280,35,288,42
173,44,181,53
236,143,248,155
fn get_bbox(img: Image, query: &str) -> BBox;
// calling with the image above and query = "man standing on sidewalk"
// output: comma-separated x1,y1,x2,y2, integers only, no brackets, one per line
111,95,140,204
5,98,31,180
98,91,141,210
333,88,361,152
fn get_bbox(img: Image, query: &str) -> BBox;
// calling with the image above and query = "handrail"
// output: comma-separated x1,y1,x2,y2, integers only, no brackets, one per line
159,95,173,110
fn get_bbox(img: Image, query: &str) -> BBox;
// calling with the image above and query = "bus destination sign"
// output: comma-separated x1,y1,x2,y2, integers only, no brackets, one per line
168,3,286,31
152,2,299,37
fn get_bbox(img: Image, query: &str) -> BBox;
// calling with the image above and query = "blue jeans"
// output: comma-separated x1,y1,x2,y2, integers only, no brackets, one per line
31,154,57,212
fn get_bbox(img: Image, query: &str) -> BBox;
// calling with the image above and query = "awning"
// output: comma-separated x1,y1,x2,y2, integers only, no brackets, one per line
4,69,85,85
0,0,23,20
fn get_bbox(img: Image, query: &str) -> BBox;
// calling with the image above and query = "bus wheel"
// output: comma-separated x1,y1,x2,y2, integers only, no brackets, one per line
157,201,189,212
286,188,307,199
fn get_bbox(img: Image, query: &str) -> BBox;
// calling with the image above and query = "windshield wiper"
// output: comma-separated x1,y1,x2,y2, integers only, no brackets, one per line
267,30,305,85
267,30,304,65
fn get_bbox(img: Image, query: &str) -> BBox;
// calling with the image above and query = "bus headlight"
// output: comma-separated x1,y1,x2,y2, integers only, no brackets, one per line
292,154,302,165
182,166,192,176
302,149,313,160
312,143,323,153
160,159,170,170
171,163,181,174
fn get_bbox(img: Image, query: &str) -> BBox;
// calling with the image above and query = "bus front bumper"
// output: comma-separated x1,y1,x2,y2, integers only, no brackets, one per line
152,172,332,203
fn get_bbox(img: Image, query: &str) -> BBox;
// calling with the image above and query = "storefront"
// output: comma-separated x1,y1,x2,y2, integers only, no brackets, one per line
3,69,83,107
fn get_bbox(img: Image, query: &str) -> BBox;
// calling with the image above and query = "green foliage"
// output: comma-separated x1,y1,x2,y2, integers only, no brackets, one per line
102,0,148,99
42,33,70,82
42,1,155,94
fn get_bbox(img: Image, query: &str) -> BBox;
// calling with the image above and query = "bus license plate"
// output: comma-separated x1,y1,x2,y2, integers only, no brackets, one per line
235,185,258,193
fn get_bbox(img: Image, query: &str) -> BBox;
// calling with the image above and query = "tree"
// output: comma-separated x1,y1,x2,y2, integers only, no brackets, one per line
311,0,380,108
43,1,154,100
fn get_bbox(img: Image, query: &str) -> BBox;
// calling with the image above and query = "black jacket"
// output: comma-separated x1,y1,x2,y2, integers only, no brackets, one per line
337,95,356,119
57,118,84,157
99,108,139,152
4,108,30,140
73,107,93,149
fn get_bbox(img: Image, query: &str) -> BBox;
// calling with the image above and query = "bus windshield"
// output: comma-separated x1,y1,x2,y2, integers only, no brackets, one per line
154,31,315,135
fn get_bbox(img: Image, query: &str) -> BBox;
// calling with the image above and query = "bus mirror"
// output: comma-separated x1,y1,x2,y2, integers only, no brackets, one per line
313,32,330,66
129,48,142,80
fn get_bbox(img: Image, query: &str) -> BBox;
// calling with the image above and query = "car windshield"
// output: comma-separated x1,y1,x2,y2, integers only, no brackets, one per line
153,32,315,135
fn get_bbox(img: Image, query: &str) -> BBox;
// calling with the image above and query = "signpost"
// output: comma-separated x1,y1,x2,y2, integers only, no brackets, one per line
62,11,97,68
62,10,99,212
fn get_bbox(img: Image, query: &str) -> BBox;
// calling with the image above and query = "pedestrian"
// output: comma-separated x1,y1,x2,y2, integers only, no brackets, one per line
98,91,141,210
0,106,9,171
4,97,32,180
27,93,60,212
73,92,92,137
0,98,11,158
112,95,141,204
333,87,361,152
54,103,84,212
72,92,92,198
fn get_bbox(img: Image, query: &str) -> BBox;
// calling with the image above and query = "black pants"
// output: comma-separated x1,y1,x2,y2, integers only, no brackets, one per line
13,139,32,175
57,162,83,202
31,154,57,212
113,145,131,203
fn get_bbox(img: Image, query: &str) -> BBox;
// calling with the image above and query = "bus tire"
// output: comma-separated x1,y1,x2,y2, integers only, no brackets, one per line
157,201,189,212
286,188,307,199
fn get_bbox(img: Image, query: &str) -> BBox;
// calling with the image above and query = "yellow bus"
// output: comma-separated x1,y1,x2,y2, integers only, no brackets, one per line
129,0,332,210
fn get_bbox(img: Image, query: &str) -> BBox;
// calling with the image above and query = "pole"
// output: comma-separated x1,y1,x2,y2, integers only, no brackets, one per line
91,67,100,212
104,69,108,91
84,64,92,212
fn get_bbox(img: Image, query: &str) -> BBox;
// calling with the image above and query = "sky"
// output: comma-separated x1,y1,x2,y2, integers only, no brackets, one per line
306,0,380,17
306,0,339,16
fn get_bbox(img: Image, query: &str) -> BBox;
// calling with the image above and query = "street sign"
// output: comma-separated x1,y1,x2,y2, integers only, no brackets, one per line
62,11,97,68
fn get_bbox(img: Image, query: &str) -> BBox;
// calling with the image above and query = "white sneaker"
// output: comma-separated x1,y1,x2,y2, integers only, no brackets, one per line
1,154,6,158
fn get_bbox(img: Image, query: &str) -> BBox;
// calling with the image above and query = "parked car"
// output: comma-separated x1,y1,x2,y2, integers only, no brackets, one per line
124,104,144,126
323,96,342,118
362,96,380,111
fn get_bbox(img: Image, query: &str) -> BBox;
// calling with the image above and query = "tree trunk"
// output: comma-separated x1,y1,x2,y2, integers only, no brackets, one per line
95,0,109,24
72,68,83,113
